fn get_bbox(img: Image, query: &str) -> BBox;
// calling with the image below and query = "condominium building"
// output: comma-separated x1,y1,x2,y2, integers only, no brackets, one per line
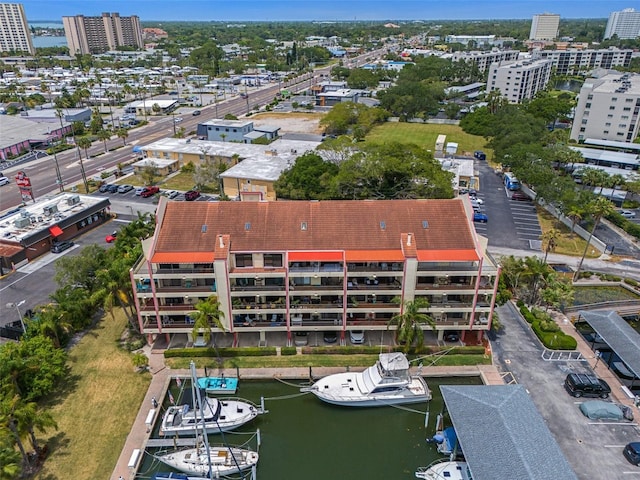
532,48,633,75
451,50,520,73
570,71,640,143
130,199,499,347
529,13,560,41
0,3,34,55
604,8,640,40
487,59,553,104
62,12,143,55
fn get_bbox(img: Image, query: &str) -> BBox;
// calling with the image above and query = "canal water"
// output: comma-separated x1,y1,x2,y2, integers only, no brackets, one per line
135,376,481,480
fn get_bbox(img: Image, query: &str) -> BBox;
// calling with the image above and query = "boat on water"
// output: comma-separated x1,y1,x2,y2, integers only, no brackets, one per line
196,376,239,395
161,395,263,436
431,426,463,457
301,352,431,407
153,473,208,480
415,460,472,480
155,444,259,477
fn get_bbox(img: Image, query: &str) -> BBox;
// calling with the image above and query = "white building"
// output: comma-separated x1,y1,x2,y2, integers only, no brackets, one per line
445,35,496,46
604,8,640,40
0,3,34,55
530,13,560,41
487,59,553,104
570,71,640,143
450,50,520,73
532,48,633,75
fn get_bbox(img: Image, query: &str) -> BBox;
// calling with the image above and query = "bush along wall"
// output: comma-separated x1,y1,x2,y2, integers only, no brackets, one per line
519,304,577,350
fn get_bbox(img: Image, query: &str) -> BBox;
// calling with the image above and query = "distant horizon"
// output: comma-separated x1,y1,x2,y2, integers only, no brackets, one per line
20,1,632,22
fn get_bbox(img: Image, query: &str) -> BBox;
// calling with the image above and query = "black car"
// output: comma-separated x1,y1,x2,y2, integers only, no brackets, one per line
564,373,611,399
624,442,640,466
323,331,338,344
99,183,111,193
106,184,119,193
51,241,74,253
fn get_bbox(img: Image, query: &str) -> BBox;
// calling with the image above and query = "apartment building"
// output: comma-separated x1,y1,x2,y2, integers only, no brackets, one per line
530,13,560,41
0,3,34,55
487,59,553,104
62,12,143,55
451,50,520,73
604,8,640,40
570,71,640,143
130,199,500,347
532,48,633,75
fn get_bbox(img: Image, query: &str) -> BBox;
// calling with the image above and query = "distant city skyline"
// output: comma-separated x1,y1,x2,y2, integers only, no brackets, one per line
19,1,637,22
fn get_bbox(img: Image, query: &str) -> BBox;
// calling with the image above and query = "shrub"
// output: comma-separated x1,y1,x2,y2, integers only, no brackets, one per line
624,278,639,288
164,346,277,358
280,346,297,356
516,299,525,308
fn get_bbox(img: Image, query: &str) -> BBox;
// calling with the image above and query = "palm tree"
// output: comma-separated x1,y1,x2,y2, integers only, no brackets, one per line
30,306,72,348
387,298,434,353
541,228,560,265
191,296,226,346
566,205,584,238
521,256,552,306
97,129,111,153
77,136,92,160
116,128,129,146
573,196,616,281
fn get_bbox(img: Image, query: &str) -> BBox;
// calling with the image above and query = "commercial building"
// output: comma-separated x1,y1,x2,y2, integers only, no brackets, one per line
487,59,553,104
62,12,143,55
532,48,633,75
529,13,560,41
130,198,499,347
196,119,281,143
0,3,34,55
604,8,640,40
570,71,640,143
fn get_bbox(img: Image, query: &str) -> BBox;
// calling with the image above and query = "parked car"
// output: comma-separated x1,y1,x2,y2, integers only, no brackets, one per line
511,191,530,202
293,332,308,346
117,184,133,193
564,373,611,399
192,110,201,116
473,150,486,161
134,186,146,196
624,442,640,466
0,176,10,186
618,209,637,219
51,241,74,253
184,190,200,201
323,331,338,344
349,330,365,345
444,332,460,342
107,184,119,193
140,186,160,197
105,231,117,243
579,400,626,420
470,198,484,206
98,183,111,193
167,190,180,199
473,212,488,223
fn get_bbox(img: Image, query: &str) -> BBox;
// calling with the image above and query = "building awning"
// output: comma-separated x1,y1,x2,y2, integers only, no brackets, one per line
288,251,343,262
49,225,64,237
345,250,405,262
417,249,479,262
151,252,215,263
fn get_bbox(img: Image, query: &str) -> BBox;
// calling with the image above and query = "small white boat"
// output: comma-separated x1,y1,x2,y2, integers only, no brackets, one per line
415,460,472,480
161,396,262,436
301,352,431,407
156,444,259,477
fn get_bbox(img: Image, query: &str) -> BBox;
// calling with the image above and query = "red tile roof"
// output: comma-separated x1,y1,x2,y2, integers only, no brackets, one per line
153,199,477,258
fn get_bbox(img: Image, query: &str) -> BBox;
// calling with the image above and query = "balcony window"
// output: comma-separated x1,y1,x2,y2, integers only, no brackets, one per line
235,254,253,267
264,254,283,267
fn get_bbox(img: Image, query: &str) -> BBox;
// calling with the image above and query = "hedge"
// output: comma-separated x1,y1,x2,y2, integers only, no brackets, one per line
280,346,297,356
519,304,577,350
165,346,278,358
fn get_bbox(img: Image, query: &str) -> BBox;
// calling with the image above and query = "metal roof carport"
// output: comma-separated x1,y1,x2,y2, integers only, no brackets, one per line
440,385,578,480
578,310,640,380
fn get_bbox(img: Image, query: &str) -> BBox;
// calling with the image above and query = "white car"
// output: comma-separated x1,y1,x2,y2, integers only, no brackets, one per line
618,210,636,219
0,176,9,186
134,187,145,196
349,330,365,344
174,117,183,123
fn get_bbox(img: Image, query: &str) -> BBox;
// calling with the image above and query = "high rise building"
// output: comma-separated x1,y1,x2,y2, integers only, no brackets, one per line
570,71,640,143
62,12,143,55
529,13,560,41
0,3,34,55
604,8,640,40
532,48,633,76
487,59,553,104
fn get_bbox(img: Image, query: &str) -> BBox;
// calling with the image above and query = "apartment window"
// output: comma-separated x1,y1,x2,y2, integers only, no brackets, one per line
609,106,616,110
605,122,611,127
623,107,631,111
580,127,586,132
603,130,609,134
612,97,618,102
585,103,591,108
263,254,283,268
622,116,629,120
581,119,588,125
617,132,624,136
619,124,627,128
607,114,613,118
235,254,253,267
626,98,634,103
587,94,593,100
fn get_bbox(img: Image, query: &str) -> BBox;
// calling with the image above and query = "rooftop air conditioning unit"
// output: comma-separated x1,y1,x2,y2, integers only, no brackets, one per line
43,205,58,216
67,195,80,205
14,217,31,228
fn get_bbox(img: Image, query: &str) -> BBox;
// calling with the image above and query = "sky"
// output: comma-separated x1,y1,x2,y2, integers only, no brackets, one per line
20,0,635,22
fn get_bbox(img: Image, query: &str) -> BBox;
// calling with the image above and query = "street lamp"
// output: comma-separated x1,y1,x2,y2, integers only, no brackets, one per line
6,300,26,332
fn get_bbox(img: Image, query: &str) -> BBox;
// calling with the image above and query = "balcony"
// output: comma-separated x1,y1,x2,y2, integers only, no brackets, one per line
347,262,403,272
289,262,343,273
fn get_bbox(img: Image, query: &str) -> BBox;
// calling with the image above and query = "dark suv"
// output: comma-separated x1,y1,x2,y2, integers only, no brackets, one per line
564,373,611,398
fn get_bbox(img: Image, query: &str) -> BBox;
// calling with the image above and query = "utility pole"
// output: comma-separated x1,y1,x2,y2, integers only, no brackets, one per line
172,112,176,136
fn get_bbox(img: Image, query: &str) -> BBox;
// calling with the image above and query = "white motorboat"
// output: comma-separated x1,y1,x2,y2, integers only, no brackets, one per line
301,352,431,407
161,396,263,436
415,460,472,480
155,444,259,477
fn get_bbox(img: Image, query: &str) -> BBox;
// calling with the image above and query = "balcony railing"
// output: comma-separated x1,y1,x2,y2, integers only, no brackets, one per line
230,285,286,292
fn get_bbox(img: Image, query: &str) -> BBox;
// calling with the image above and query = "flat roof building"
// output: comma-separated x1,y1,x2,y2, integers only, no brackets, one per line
63,12,143,55
604,8,640,40
532,48,633,76
130,198,499,347
530,13,560,41
0,3,34,55
487,59,553,104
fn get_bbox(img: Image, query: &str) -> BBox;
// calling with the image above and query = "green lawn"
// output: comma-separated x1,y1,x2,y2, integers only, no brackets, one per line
365,123,492,160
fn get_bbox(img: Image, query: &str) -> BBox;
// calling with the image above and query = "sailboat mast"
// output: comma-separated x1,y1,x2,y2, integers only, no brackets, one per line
190,361,214,480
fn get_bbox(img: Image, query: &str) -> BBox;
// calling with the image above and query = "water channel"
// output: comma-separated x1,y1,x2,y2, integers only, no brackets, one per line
135,375,482,480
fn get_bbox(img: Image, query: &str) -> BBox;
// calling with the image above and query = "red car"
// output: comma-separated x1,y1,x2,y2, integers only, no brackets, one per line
511,191,531,202
184,190,200,201
140,186,160,197
105,231,117,243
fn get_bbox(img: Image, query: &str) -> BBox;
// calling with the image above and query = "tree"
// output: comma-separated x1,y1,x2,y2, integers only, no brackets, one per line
191,296,225,346
97,129,111,153
520,256,553,306
77,136,92,160
541,276,574,312
541,228,560,265
152,103,161,115
116,128,129,146
573,197,615,281
274,152,339,200
566,205,584,238
387,298,434,353
140,161,160,187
